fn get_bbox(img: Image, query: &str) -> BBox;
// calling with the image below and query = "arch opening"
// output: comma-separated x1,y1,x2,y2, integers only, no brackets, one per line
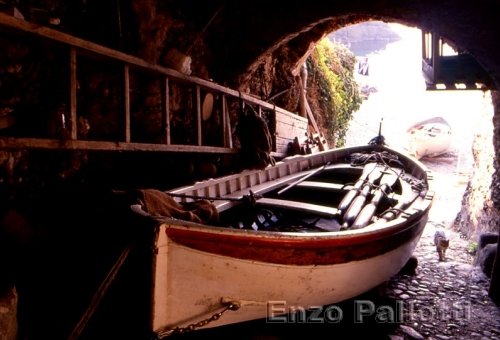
329,21,495,240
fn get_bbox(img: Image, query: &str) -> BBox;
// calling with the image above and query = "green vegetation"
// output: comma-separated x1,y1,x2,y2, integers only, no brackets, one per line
307,38,362,147
467,241,478,255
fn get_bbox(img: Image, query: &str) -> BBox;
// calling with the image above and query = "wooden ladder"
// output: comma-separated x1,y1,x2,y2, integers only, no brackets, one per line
0,12,304,156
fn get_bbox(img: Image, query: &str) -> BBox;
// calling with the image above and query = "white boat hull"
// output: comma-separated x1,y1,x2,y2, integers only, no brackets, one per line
151,217,426,332
406,117,452,159
139,144,434,336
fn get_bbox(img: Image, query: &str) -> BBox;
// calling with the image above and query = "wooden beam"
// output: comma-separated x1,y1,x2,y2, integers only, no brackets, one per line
68,247,132,340
222,95,232,148
300,88,320,136
123,64,130,143
69,47,77,140
432,32,440,80
0,137,238,154
196,85,202,146
162,77,171,144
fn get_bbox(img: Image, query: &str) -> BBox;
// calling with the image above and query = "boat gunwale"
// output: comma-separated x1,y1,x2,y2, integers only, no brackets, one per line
158,200,427,240
168,144,432,210
153,143,433,241
148,143,433,264
154,206,429,267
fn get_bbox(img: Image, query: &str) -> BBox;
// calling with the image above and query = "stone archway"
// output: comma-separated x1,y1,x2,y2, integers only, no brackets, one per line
199,1,500,90
194,0,500,222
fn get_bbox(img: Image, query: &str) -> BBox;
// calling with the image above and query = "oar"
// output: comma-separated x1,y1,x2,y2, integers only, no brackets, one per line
338,162,378,216
341,165,385,228
351,169,401,229
376,192,419,223
277,162,330,195
377,180,420,223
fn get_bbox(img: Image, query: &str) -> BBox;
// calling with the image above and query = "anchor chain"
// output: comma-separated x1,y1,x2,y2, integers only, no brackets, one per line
155,301,241,339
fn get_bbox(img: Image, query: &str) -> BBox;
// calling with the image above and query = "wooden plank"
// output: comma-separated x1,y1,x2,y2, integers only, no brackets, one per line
0,137,238,154
304,98,321,136
222,95,232,148
295,71,322,137
69,47,77,140
196,85,202,146
275,114,308,137
256,197,339,217
432,32,440,76
274,110,308,155
275,134,306,153
296,181,347,191
277,162,330,195
274,137,293,155
123,64,130,142
68,247,132,340
275,110,308,125
162,77,170,144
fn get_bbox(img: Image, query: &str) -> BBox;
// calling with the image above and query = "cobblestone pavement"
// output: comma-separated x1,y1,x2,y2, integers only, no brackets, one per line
385,158,500,340
387,220,500,340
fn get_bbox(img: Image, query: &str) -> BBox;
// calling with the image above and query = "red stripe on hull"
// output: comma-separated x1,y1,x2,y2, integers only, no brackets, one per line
164,214,427,265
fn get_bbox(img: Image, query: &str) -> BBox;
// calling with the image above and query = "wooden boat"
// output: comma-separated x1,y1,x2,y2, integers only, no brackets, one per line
406,116,452,159
131,143,434,337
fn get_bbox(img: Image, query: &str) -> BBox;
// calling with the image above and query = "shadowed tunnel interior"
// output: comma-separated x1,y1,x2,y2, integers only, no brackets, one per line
1,1,500,339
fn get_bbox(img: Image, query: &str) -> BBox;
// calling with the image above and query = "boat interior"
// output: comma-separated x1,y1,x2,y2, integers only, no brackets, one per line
213,161,415,233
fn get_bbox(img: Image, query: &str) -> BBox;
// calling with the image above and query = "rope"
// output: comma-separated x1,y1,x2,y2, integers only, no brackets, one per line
349,151,404,168
166,191,261,205
349,151,427,191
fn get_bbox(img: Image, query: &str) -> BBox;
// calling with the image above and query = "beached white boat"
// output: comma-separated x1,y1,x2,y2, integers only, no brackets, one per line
130,143,434,338
406,116,452,159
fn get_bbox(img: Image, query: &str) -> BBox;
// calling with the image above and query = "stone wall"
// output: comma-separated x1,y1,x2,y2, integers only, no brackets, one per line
455,91,500,238
492,92,500,212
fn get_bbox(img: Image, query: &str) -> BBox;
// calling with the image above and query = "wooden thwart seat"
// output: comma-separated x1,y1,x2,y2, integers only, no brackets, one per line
295,180,404,201
296,181,351,191
256,197,339,217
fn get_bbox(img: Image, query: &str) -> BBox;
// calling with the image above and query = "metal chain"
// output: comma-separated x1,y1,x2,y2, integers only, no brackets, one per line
155,301,241,339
